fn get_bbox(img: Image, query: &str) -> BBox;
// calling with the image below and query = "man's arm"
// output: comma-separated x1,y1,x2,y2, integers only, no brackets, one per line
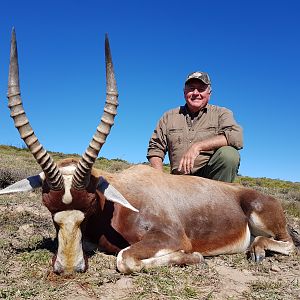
178,134,228,174
218,108,243,149
147,113,168,171
149,156,164,172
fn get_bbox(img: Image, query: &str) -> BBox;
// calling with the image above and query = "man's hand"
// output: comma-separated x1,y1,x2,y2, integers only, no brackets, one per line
178,135,228,174
178,143,200,174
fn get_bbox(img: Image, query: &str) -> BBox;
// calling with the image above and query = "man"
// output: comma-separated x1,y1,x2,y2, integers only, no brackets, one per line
147,71,243,183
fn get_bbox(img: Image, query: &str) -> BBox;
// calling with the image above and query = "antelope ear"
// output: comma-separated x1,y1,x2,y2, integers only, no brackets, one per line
97,177,139,212
0,174,43,195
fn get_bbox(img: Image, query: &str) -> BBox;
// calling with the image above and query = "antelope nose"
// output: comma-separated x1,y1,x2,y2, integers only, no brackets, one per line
53,260,64,274
75,258,86,273
53,257,87,274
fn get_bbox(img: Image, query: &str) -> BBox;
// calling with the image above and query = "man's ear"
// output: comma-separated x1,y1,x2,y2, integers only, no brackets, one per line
183,86,187,95
207,85,212,95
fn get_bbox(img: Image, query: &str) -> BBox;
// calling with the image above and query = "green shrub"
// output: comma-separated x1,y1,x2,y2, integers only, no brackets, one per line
0,166,40,189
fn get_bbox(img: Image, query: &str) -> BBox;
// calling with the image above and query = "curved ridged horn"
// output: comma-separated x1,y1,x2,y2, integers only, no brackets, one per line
7,28,64,191
72,34,118,190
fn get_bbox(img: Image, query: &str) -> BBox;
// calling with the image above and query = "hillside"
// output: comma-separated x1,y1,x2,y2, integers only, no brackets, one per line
0,145,299,299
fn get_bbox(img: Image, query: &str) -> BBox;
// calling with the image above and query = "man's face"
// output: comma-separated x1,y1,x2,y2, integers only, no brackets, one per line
184,79,211,113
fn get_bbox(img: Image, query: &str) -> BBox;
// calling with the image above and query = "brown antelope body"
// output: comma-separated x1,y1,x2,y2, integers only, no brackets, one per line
0,29,295,274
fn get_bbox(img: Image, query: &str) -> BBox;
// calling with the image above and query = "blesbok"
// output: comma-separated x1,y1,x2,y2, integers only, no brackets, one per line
0,29,297,275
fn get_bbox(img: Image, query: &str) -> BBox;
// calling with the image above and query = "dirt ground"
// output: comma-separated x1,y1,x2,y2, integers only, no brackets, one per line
0,190,299,300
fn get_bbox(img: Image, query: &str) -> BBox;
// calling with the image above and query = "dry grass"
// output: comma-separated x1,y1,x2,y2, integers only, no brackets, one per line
0,145,299,299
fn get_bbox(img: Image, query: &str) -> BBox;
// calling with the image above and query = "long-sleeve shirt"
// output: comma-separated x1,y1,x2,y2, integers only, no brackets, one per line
147,104,243,174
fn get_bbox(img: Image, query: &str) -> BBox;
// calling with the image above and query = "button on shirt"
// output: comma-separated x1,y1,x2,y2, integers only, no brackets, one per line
147,104,243,174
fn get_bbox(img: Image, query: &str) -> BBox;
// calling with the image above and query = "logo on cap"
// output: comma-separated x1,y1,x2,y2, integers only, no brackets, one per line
185,71,211,85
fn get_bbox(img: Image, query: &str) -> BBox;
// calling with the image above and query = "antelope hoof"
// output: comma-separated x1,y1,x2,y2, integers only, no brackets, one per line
250,248,265,262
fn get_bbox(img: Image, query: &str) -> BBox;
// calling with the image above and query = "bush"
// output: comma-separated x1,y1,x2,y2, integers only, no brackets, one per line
0,168,32,189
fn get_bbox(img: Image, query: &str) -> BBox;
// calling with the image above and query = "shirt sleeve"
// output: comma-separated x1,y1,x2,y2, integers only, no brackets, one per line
147,113,168,161
217,108,243,150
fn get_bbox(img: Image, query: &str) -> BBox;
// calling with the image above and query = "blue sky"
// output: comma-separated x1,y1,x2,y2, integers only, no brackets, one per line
0,0,299,182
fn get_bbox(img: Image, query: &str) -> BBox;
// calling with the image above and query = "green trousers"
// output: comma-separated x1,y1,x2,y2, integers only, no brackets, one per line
194,146,240,183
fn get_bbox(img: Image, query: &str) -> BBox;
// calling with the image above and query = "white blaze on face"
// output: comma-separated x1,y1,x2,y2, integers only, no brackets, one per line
53,210,85,274
60,165,77,204
41,165,77,205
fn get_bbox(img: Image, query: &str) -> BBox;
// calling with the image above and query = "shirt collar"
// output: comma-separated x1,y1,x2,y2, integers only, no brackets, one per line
182,104,207,118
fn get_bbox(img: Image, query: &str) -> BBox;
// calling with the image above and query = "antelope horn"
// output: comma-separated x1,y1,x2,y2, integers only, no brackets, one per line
7,28,64,191
72,34,118,190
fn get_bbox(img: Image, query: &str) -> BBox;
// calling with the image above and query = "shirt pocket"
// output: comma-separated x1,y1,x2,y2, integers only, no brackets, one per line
194,124,218,141
167,128,184,151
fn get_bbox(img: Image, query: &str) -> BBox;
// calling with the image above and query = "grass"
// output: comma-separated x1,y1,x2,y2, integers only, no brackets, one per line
235,175,300,190
242,278,300,300
0,145,299,299
129,265,219,300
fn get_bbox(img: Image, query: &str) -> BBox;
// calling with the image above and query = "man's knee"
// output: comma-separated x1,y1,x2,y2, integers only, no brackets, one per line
216,146,240,168
194,146,240,182
207,146,240,182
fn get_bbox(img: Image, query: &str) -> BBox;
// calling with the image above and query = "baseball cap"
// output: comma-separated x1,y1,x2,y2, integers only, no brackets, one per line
185,71,211,85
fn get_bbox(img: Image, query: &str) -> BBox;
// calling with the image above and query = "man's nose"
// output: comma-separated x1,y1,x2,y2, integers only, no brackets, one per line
192,88,201,96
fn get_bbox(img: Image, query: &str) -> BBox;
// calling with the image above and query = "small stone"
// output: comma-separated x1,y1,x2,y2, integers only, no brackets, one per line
18,223,34,235
242,269,252,275
15,206,25,213
270,264,281,272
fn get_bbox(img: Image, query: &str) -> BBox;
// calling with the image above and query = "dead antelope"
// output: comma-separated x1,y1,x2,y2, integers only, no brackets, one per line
0,29,297,275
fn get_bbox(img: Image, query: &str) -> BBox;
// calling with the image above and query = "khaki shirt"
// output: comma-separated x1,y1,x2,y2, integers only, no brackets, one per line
147,104,243,174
